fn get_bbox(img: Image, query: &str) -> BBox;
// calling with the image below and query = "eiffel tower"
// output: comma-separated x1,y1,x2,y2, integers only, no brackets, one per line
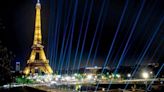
23,0,53,75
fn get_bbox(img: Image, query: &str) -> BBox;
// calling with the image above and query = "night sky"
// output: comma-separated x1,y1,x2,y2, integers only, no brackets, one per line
0,0,163,71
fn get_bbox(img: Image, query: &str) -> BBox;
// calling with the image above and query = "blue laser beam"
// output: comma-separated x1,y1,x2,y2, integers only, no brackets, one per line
54,0,64,73
111,36,127,68
85,0,106,69
49,16,57,71
58,0,72,74
130,16,163,78
66,0,78,74
77,0,93,72
48,0,56,69
91,39,99,67
107,0,146,90
149,41,162,61
95,0,129,90
124,16,164,89
59,1,78,74
114,0,145,75
50,0,63,72
72,0,88,74
59,26,71,74
91,12,107,67
129,44,155,89
124,40,154,89
147,64,164,90
85,5,107,89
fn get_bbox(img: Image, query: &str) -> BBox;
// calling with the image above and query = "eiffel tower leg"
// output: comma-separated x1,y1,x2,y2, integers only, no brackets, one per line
23,50,36,75
39,66,48,74
39,49,53,74
23,66,30,75
29,50,36,62
39,48,47,62
31,68,35,74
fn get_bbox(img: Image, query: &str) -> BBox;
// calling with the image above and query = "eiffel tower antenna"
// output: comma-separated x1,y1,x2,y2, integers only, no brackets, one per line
37,0,40,3
23,0,53,75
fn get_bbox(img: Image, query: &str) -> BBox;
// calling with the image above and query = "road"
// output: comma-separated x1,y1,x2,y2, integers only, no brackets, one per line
1,78,163,92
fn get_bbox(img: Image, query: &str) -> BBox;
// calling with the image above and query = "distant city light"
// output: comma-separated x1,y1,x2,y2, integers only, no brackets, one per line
71,76,75,80
74,73,78,76
87,74,93,80
94,66,98,68
102,88,105,91
56,75,61,78
116,74,121,78
65,76,71,80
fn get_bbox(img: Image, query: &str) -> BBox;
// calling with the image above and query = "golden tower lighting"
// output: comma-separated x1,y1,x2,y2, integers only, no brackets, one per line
23,0,53,75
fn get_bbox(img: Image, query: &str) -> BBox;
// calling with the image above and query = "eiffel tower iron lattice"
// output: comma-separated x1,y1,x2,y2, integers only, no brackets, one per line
23,0,53,75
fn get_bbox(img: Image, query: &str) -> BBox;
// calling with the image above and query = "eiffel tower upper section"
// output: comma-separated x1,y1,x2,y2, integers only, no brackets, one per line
33,0,43,48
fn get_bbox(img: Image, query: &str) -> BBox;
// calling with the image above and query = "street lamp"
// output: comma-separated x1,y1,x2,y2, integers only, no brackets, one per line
116,74,121,78
127,73,131,78
142,72,149,92
142,72,149,79
87,74,93,80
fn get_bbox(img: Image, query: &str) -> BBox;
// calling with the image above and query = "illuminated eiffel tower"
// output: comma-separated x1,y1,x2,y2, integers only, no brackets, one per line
23,0,53,75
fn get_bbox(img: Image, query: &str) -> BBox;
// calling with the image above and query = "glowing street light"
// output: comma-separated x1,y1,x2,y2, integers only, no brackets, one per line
142,72,149,92
142,72,149,79
127,73,131,78
116,74,121,78
87,74,93,80
65,76,71,80
109,75,112,79
74,73,78,76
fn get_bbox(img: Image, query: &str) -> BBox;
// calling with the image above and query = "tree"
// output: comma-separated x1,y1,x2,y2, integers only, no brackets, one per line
0,41,15,86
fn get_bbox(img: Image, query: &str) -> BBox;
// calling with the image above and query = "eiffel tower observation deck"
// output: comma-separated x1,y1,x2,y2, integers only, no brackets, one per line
23,0,53,75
